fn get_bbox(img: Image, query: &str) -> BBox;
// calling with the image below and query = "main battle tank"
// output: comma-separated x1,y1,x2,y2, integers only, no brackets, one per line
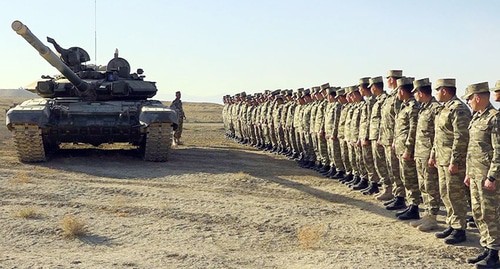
6,20,178,162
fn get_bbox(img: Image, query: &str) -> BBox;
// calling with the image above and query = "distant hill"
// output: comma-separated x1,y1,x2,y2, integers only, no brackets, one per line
0,89,36,98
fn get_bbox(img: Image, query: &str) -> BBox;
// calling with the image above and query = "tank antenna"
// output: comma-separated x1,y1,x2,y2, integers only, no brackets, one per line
94,0,97,66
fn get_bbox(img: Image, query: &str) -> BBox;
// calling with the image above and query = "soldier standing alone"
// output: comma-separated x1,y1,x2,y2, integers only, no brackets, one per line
171,91,186,145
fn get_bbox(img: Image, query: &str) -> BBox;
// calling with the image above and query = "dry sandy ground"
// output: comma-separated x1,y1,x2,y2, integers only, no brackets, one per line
0,98,482,269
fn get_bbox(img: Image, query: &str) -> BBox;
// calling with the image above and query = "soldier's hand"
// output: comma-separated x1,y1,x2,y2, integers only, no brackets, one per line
463,176,470,187
402,151,412,161
448,164,459,175
356,140,361,147
428,158,436,168
362,140,369,147
484,178,496,191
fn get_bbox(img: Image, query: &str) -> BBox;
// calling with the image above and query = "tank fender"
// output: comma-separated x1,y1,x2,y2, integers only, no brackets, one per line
6,99,50,131
139,106,178,127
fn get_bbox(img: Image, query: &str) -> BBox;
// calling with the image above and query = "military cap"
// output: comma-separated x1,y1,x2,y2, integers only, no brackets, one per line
411,78,431,93
327,87,336,95
358,77,370,86
275,95,284,100
462,82,490,100
271,89,281,96
297,87,304,93
312,86,321,93
285,89,292,96
386,70,403,79
320,83,330,90
304,88,311,96
434,78,456,90
264,90,271,95
395,77,414,90
368,76,383,88
235,93,241,97
490,80,500,92
240,91,247,97
336,88,346,96
346,85,359,94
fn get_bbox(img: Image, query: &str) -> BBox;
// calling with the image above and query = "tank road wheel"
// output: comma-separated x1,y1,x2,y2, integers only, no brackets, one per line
12,123,47,162
142,123,173,162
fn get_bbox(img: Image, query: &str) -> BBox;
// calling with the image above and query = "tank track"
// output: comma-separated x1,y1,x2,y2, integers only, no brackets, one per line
12,123,47,162
143,123,172,162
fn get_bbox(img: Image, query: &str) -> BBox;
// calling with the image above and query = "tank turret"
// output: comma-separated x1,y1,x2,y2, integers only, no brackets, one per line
11,20,157,101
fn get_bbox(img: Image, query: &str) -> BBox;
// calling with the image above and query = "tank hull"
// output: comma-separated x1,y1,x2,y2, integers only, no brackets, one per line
6,98,178,162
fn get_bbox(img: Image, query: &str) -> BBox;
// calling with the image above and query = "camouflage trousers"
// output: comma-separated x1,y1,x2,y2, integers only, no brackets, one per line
348,142,359,176
361,143,378,182
311,132,319,161
327,138,344,171
174,117,184,139
268,125,277,147
275,127,286,149
302,132,316,161
437,165,468,230
371,141,388,185
317,134,329,166
415,158,440,215
398,157,420,205
294,129,303,154
340,139,352,173
383,145,405,197
355,144,365,178
470,175,500,250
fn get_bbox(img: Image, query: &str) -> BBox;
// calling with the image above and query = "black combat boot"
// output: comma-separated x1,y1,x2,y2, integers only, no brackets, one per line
467,248,490,264
383,197,397,206
397,205,420,220
321,166,333,176
362,182,380,195
330,170,345,179
385,196,406,210
475,249,499,269
319,165,330,174
352,177,369,190
444,229,466,244
346,175,360,186
435,226,454,239
395,206,411,217
339,173,353,183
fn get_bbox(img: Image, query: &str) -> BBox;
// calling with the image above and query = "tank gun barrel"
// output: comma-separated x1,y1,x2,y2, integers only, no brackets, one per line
11,20,90,93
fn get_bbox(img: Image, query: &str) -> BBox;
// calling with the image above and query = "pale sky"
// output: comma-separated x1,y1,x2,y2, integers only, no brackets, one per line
1,0,500,103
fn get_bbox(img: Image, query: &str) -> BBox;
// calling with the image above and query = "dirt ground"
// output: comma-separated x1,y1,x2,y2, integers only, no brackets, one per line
0,97,482,268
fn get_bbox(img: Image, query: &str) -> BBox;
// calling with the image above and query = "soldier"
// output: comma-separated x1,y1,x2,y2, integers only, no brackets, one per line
463,82,500,268
368,76,389,197
337,88,354,182
380,70,406,211
315,84,331,173
299,89,316,168
324,87,338,177
329,88,347,179
344,86,363,188
354,77,380,193
410,78,442,231
171,91,186,145
430,78,471,245
393,77,421,220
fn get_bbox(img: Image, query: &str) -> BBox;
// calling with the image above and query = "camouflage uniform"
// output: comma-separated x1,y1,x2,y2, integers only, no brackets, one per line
338,102,352,174
394,96,420,205
431,95,471,230
315,99,329,166
350,101,363,177
330,98,345,172
415,97,442,215
379,89,404,197
359,95,378,182
369,92,389,185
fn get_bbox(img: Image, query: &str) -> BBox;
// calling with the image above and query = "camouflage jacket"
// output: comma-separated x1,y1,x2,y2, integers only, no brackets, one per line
394,97,419,157
368,93,387,141
324,102,336,138
294,104,304,133
414,97,442,160
314,100,327,133
337,103,350,140
431,96,471,166
379,90,402,145
171,98,184,118
302,102,314,133
285,102,297,129
466,105,500,180
359,96,376,141
309,101,320,134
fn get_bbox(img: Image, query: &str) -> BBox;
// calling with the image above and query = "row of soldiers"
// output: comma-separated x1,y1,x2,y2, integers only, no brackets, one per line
222,70,500,269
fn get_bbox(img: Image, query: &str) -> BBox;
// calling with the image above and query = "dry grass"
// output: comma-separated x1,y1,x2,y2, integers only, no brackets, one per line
14,207,41,219
10,171,32,184
110,196,131,217
60,215,87,238
297,224,327,249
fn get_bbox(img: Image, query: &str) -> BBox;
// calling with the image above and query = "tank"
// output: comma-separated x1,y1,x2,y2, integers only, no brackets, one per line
6,20,178,162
